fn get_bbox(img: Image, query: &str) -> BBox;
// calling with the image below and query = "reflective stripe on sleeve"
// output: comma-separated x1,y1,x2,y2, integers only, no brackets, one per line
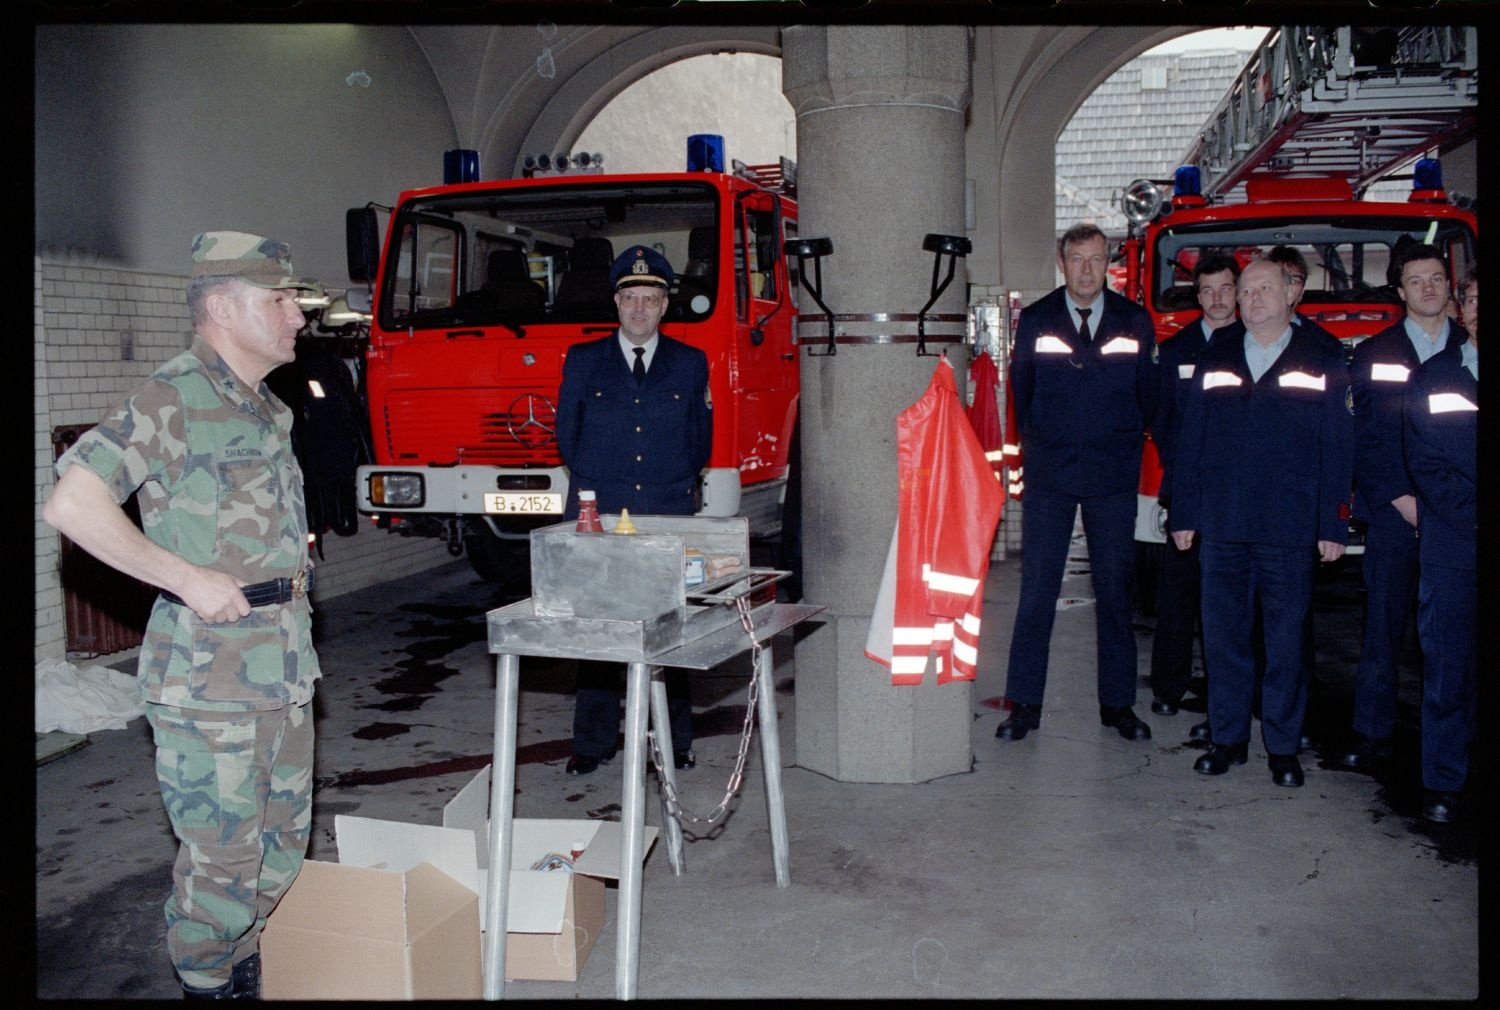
923,565,981,596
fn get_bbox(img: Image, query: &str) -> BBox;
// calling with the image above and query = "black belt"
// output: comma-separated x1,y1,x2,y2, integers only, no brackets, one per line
160,568,315,609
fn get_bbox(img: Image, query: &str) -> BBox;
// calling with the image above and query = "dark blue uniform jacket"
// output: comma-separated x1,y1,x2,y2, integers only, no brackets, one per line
1010,286,1158,496
1153,318,1215,508
1350,319,1467,521
1404,334,1477,571
1170,326,1353,547
556,331,712,516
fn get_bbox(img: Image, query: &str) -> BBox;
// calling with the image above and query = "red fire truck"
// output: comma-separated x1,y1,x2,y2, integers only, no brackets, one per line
346,144,802,585
1117,25,1478,576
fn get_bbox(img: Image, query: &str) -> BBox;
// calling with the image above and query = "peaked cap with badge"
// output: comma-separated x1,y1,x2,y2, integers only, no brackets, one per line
609,244,674,291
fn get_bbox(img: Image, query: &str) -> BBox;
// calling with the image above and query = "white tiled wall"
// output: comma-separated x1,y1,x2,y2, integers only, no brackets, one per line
34,254,455,665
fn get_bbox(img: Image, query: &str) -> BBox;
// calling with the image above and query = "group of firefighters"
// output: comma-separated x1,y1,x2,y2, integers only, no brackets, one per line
993,222,1476,826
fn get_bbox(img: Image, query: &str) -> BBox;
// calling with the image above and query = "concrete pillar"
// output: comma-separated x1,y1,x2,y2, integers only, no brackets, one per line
782,25,974,783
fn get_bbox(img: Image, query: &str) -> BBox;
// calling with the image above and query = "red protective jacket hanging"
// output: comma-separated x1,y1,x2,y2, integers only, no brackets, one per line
866,355,1006,685
1001,372,1023,500
967,351,1006,484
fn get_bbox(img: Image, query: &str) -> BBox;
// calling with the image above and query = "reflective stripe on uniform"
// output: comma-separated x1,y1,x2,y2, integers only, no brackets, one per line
1429,392,1478,413
1278,371,1326,391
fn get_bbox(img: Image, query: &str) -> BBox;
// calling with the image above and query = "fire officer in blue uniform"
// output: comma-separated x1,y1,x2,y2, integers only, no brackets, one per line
556,244,712,775
1171,258,1352,788
1149,253,1240,735
1402,270,1477,823
1337,242,1469,773
996,222,1158,743
1268,244,1342,353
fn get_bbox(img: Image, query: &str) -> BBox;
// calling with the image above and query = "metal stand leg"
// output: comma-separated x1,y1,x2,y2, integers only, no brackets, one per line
616,661,651,1000
648,668,686,875
754,643,792,887
483,653,521,999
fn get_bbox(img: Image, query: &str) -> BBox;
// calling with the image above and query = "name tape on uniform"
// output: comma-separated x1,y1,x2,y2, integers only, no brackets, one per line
1035,335,1073,354
1099,337,1139,355
1202,370,1242,390
1370,363,1411,383
1177,364,1195,380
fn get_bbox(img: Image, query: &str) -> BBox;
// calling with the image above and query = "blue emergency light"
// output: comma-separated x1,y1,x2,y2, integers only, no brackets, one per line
687,134,726,173
1173,165,1202,198
1413,157,1443,191
444,148,480,184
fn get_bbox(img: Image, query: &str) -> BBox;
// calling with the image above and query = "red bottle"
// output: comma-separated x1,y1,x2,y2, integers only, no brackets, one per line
575,490,604,533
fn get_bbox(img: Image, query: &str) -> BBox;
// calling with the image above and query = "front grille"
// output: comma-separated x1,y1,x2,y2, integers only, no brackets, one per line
385,389,562,466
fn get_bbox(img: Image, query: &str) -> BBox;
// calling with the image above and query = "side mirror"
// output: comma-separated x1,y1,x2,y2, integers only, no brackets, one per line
346,207,381,284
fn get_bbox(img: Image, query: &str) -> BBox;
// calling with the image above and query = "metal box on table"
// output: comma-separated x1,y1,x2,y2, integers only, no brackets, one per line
486,515,762,663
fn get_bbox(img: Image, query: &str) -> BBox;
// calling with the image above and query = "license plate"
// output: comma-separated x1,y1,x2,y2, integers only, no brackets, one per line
483,492,563,514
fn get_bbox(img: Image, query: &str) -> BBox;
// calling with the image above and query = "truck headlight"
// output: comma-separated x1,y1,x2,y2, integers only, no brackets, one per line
368,473,425,508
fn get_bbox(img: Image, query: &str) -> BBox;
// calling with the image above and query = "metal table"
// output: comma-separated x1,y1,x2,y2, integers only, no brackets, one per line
483,598,824,999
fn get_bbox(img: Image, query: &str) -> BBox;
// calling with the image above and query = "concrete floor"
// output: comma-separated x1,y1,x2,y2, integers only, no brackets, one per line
33,542,1478,1000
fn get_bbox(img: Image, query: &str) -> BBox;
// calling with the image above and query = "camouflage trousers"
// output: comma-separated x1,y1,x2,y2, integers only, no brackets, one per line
146,701,314,990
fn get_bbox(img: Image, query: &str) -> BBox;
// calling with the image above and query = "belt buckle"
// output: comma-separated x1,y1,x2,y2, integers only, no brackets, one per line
291,569,310,599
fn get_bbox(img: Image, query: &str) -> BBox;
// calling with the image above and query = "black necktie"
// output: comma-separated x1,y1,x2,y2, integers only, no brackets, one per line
1076,307,1093,349
632,347,646,384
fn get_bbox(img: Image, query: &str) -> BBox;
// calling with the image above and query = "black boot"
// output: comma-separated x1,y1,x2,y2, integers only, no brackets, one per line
231,953,261,1000
181,979,233,1001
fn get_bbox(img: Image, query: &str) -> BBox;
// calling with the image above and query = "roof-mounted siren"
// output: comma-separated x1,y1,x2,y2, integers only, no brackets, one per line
1172,165,1206,209
687,134,726,173
1408,157,1447,204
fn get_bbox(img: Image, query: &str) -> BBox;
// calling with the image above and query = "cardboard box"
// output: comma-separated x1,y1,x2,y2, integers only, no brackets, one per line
327,766,655,983
260,858,482,1000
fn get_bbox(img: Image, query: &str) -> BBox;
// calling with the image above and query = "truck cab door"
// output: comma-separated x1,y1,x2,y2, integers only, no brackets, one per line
733,191,798,485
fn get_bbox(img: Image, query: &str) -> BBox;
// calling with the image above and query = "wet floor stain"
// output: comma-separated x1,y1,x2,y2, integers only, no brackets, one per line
364,600,498,712
317,703,756,792
353,722,412,741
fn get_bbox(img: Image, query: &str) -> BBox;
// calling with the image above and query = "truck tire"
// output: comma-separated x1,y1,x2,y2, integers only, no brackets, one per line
461,522,531,593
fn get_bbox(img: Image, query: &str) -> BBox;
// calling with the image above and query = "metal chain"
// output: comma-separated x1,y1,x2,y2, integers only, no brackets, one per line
648,593,765,825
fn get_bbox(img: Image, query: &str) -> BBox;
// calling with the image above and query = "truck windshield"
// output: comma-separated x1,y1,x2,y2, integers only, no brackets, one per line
1151,214,1477,313
379,181,721,331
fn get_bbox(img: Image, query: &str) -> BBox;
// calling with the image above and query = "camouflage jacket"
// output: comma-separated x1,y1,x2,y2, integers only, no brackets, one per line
56,338,321,711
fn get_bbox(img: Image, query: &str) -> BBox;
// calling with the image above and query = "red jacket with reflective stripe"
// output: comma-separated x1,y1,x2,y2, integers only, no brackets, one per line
866,356,1006,684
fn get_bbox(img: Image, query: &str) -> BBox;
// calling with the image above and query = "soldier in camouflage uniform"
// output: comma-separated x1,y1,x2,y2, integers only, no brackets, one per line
45,232,322,1000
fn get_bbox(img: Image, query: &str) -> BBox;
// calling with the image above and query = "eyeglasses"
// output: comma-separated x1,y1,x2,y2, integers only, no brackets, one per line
618,290,665,308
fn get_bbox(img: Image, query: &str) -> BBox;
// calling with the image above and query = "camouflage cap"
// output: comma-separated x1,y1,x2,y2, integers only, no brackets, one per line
190,231,318,290
609,244,674,291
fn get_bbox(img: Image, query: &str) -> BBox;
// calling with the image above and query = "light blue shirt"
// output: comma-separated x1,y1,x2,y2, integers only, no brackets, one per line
618,332,659,372
1244,326,1293,382
1066,293,1105,335
1403,316,1448,365
1461,339,1478,381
